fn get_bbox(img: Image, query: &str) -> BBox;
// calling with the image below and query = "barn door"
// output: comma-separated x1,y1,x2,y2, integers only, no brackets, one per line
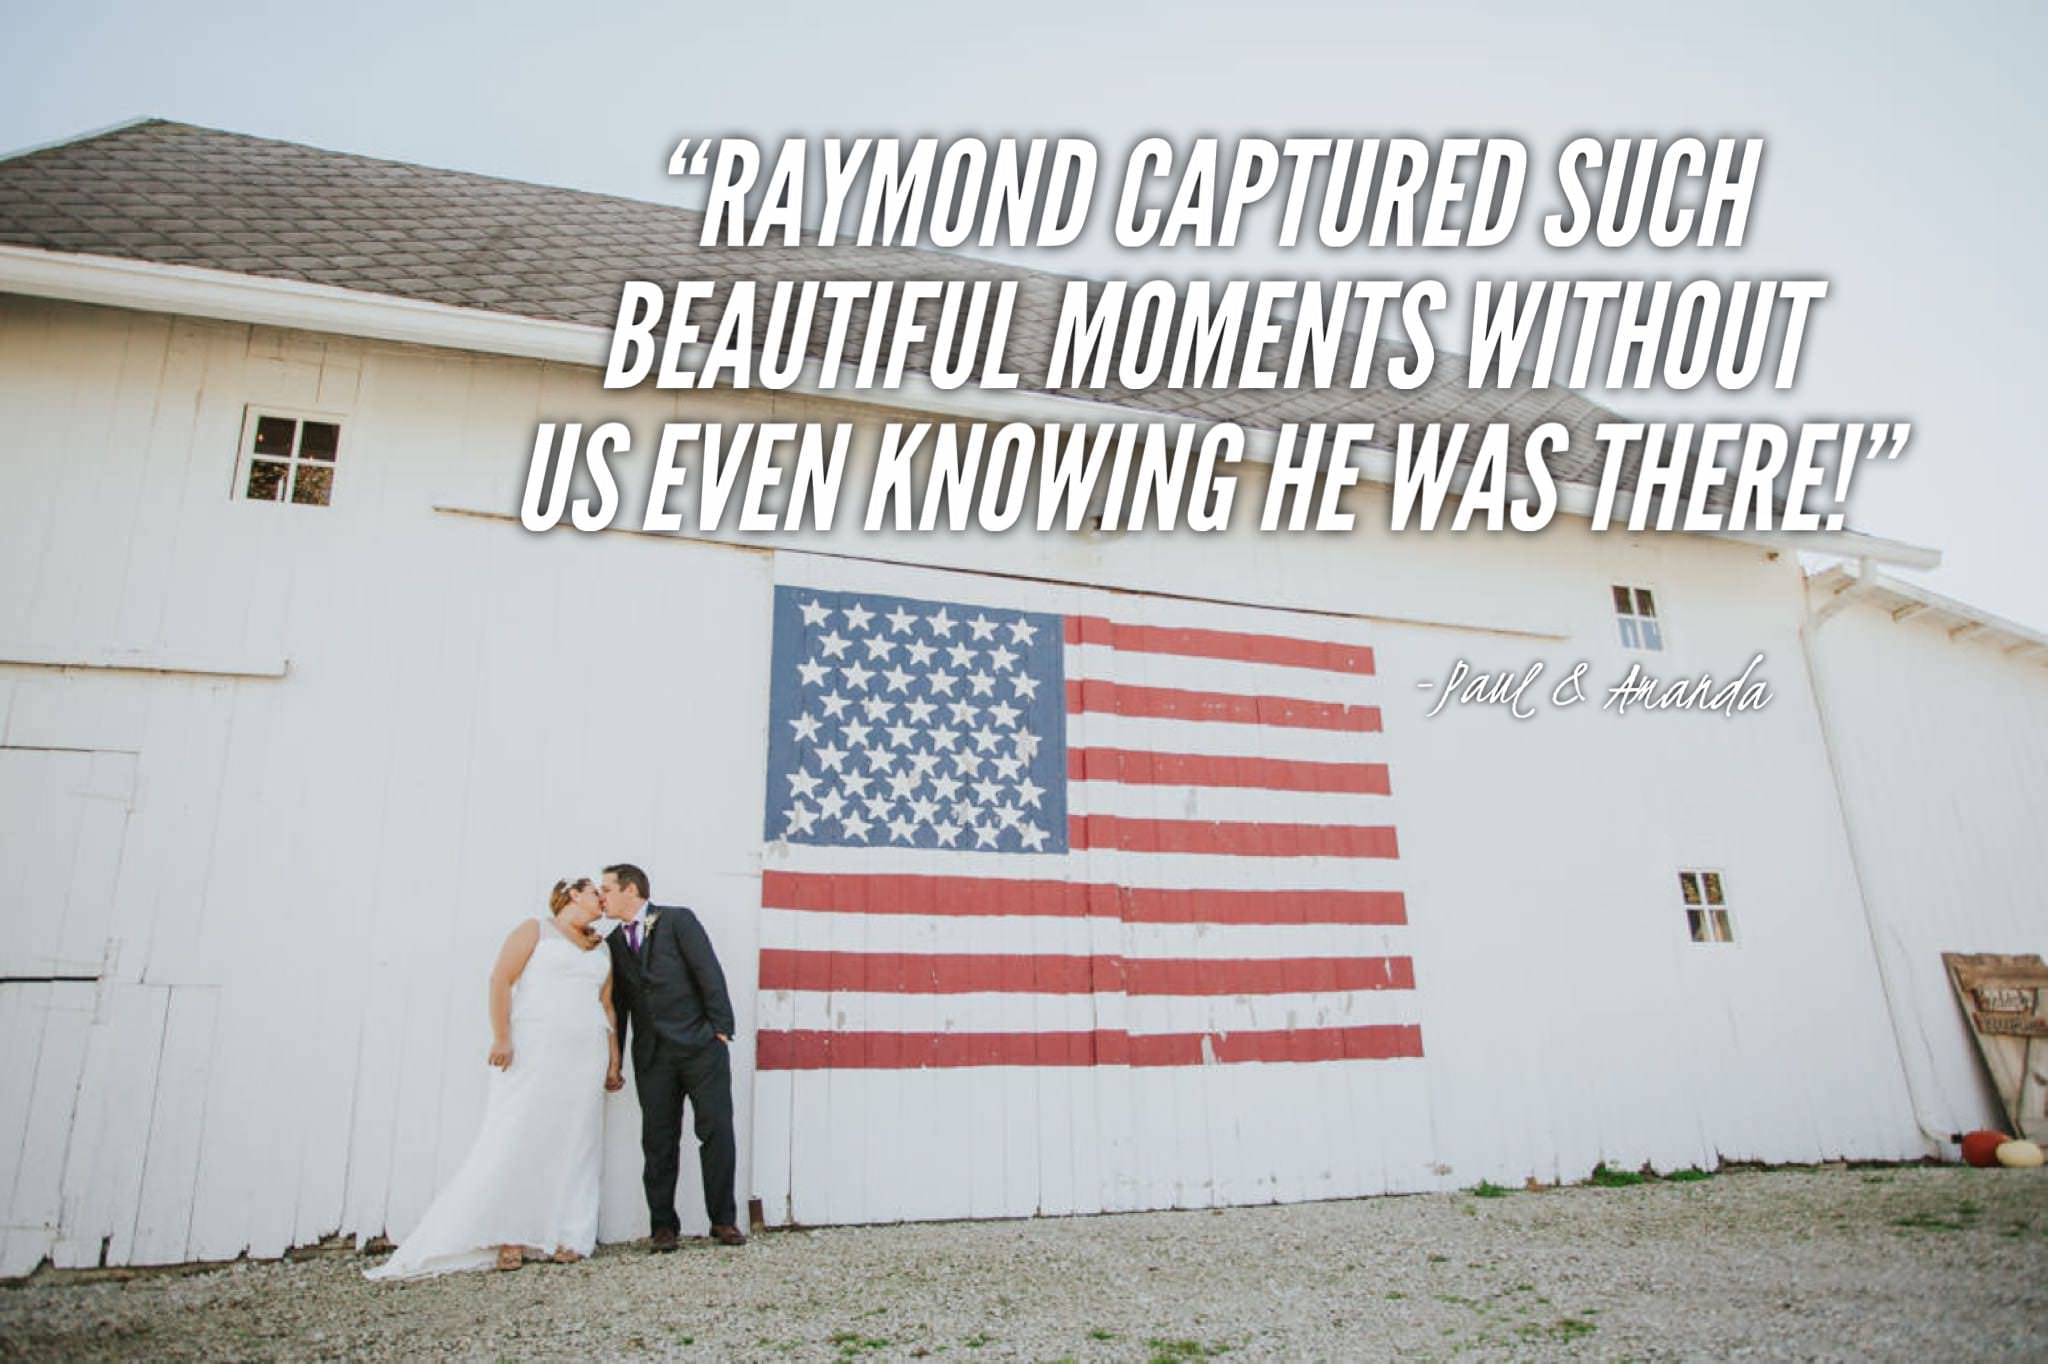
0,746,136,1275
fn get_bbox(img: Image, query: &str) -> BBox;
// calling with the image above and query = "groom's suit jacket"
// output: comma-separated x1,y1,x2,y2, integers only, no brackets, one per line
608,904,735,1068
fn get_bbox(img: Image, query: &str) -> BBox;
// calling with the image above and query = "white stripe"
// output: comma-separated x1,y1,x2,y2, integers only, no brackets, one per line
767,843,1404,890
1062,712,1383,764
758,908,1412,959
1067,643,1379,709
1068,779,1389,825
760,989,1418,1035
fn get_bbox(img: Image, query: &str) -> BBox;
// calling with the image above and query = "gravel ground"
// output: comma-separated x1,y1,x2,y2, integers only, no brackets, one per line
3,1166,2045,1361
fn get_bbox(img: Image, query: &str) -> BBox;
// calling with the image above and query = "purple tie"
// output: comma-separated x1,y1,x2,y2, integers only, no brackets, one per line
626,922,642,953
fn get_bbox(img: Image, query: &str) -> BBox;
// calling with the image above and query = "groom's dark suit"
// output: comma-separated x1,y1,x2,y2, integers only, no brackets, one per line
608,904,739,1234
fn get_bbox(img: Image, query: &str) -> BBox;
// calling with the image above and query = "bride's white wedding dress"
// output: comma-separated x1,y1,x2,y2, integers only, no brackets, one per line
367,918,611,1279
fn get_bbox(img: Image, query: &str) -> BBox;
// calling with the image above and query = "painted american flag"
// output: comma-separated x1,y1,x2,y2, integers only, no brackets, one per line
755,581,1421,1073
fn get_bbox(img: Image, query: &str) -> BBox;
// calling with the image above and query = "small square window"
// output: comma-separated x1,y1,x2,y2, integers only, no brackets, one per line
1678,869,1734,943
1613,584,1664,651
237,410,342,507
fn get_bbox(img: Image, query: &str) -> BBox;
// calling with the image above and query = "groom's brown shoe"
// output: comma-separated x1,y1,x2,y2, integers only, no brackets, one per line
709,1224,748,1247
649,1228,679,1252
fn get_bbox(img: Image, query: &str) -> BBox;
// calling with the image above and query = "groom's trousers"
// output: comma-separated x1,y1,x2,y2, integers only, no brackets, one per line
636,1037,738,1232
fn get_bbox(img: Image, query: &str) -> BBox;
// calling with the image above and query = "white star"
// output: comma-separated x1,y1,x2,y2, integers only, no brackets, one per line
928,726,961,752
842,719,872,748
947,700,980,727
927,670,958,697
819,691,853,719
862,793,892,820
817,630,852,659
987,645,1018,672
887,722,917,749
973,726,1001,753
1009,673,1040,700
1007,618,1038,645
994,801,1023,829
784,803,818,836
840,771,872,799
945,641,976,670
927,608,957,638
882,666,914,693
951,749,983,778
814,743,848,772
908,794,939,824
789,712,821,742
972,776,1003,805
797,659,830,687
798,599,832,627
967,670,995,697
862,634,896,662
841,810,872,841
952,800,981,828
887,813,918,843
968,614,998,641
840,661,875,690
992,753,1023,781
1014,775,1045,808
905,698,937,724
861,747,896,773
905,640,937,668
817,787,847,819
933,819,962,847
1017,821,1049,851
885,605,916,635
842,602,874,632
988,700,1020,729
972,821,1000,848
1014,732,1042,760
887,770,919,800
930,774,962,802
908,752,941,779
788,769,823,798
861,695,895,722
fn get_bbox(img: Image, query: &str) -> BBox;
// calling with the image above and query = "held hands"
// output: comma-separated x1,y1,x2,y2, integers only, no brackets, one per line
488,1039,513,1069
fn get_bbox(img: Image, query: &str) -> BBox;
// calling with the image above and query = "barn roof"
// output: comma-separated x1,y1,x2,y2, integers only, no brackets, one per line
0,122,1626,456
0,121,1936,566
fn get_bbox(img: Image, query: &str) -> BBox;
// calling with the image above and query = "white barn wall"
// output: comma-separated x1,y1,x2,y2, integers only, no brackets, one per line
0,293,1929,1269
1805,586,2048,1140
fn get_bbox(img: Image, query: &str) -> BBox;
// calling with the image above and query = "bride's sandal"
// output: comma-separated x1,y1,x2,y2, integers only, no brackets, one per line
495,1245,524,1272
550,1247,583,1264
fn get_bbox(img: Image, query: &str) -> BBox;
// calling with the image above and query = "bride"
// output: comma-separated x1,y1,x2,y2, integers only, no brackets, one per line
368,877,623,1279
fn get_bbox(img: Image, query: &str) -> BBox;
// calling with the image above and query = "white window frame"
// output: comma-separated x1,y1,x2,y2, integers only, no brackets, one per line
234,405,344,507
1612,583,1665,651
1676,868,1734,945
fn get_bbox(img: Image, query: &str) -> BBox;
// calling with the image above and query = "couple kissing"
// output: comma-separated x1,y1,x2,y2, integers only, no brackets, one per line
368,864,743,1280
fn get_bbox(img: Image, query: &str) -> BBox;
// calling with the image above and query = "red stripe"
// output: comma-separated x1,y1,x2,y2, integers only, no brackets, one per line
758,949,1416,995
760,871,1406,925
757,1024,1424,1070
1069,747,1390,794
1066,680,1381,733
1066,815,1399,859
1063,615,1375,675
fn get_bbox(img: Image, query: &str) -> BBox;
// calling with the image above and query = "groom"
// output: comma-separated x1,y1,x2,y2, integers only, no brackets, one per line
599,863,746,1249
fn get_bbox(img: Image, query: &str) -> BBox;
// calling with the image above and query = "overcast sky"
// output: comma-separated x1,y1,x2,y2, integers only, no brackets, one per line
4,0,2042,625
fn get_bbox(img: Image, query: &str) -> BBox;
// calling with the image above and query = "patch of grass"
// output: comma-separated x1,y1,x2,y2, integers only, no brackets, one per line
1588,1164,1646,1187
1664,1168,1713,1183
1385,1291,1406,1301
1145,1339,1229,1362
1426,1252,1450,1264
961,1333,995,1350
1891,1211,1973,1233
1086,1327,1117,1341
831,1330,892,1357
1521,1317,1597,1342
1471,1180,1512,1199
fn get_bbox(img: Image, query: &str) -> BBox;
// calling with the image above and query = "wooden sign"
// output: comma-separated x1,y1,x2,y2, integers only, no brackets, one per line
1943,953,2048,1141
